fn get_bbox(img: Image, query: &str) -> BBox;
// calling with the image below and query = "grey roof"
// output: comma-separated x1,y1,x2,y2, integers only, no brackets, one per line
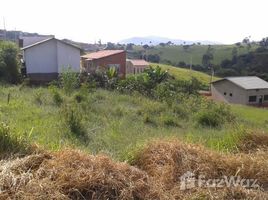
212,76,268,90
21,37,81,50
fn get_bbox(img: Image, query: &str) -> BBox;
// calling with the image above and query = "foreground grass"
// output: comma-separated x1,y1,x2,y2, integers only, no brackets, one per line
0,84,268,161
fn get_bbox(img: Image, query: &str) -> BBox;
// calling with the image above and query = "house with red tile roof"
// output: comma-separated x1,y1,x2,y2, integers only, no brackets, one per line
126,59,149,74
81,50,126,77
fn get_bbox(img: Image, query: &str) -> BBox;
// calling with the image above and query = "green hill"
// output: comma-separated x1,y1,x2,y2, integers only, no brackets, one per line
151,63,219,86
129,44,258,66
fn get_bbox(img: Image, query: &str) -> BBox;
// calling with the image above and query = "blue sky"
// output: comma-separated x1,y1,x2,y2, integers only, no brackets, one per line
1,0,267,44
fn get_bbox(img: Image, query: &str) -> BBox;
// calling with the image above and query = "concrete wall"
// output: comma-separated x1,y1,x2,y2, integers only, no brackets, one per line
212,80,268,105
24,39,57,74
211,80,247,104
57,41,80,73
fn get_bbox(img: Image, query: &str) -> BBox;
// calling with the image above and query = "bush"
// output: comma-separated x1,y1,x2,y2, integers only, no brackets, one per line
0,122,29,157
60,67,79,95
196,102,235,127
0,41,21,83
49,85,63,106
61,104,86,138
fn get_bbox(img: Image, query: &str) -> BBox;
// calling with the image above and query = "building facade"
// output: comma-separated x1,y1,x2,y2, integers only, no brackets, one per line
211,76,268,106
81,50,126,78
126,59,149,75
22,38,81,82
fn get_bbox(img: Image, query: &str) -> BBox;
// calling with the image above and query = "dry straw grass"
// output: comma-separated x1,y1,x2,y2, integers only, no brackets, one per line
0,137,267,200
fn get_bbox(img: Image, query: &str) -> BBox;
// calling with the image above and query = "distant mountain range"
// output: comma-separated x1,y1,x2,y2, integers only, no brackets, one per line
119,36,220,45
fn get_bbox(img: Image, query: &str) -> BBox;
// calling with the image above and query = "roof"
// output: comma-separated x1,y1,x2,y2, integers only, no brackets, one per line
212,76,268,90
81,50,125,60
127,59,149,66
21,37,81,50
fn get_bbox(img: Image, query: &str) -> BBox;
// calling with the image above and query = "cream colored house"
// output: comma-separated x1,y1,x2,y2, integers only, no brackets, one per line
211,76,268,106
126,59,149,74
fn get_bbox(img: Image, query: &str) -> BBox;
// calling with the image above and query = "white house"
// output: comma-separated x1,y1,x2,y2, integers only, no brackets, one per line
21,37,81,82
211,76,268,106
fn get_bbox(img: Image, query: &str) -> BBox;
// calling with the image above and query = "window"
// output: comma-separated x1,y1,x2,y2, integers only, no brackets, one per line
229,93,233,97
264,95,268,101
249,96,257,102
224,92,226,95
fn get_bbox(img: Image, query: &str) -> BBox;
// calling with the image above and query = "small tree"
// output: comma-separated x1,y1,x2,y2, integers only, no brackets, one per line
60,66,79,95
0,41,21,83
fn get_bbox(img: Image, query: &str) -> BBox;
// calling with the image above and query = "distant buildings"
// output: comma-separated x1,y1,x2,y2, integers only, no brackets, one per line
126,59,149,74
81,50,126,77
211,76,268,106
21,37,81,82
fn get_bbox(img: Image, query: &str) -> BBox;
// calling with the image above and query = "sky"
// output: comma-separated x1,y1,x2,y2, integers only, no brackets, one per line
0,0,268,44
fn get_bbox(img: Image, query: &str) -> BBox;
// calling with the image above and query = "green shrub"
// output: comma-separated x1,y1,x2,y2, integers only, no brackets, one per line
196,102,235,127
0,122,29,157
60,67,79,95
61,104,86,138
49,85,63,106
161,114,178,127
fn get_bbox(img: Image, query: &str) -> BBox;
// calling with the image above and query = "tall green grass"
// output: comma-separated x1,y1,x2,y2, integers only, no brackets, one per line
0,85,267,160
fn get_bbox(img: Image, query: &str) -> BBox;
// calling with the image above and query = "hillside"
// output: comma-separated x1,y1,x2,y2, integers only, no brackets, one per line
150,63,219,86
119,36,219,45
128,44,259,66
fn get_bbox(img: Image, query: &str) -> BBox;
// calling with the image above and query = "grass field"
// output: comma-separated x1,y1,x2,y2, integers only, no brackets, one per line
130,44,258,65
1,83,268,161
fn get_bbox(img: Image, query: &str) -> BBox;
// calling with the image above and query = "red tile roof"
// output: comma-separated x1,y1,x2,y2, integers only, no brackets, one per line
81,50,125,60
128,59,149,66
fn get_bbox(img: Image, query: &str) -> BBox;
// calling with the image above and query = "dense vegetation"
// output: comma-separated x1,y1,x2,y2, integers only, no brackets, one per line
0,41,21,83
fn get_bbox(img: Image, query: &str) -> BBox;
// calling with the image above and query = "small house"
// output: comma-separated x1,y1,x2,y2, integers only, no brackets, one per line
21,37,81,82
211,76,268,105
126,59,149,74
81,50,126,77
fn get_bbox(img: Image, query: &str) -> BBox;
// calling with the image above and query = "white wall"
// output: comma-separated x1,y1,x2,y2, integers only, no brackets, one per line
24,39,57,73
57,41,80,73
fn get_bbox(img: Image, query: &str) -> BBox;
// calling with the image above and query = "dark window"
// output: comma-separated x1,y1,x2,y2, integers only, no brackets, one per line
249,96,257,102
229,93,233,97
264,95,268,101
224,92,226,95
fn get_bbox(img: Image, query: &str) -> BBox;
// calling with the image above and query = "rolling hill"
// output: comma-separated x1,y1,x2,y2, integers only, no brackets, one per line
120,36,219,45
150,63,219,86
128,44,259,66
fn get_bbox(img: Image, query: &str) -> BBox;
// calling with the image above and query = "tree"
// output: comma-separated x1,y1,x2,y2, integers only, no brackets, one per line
142,44,149,49
126,43,134,50
232,47,238,59
0,41,21,83
147,54,160,63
